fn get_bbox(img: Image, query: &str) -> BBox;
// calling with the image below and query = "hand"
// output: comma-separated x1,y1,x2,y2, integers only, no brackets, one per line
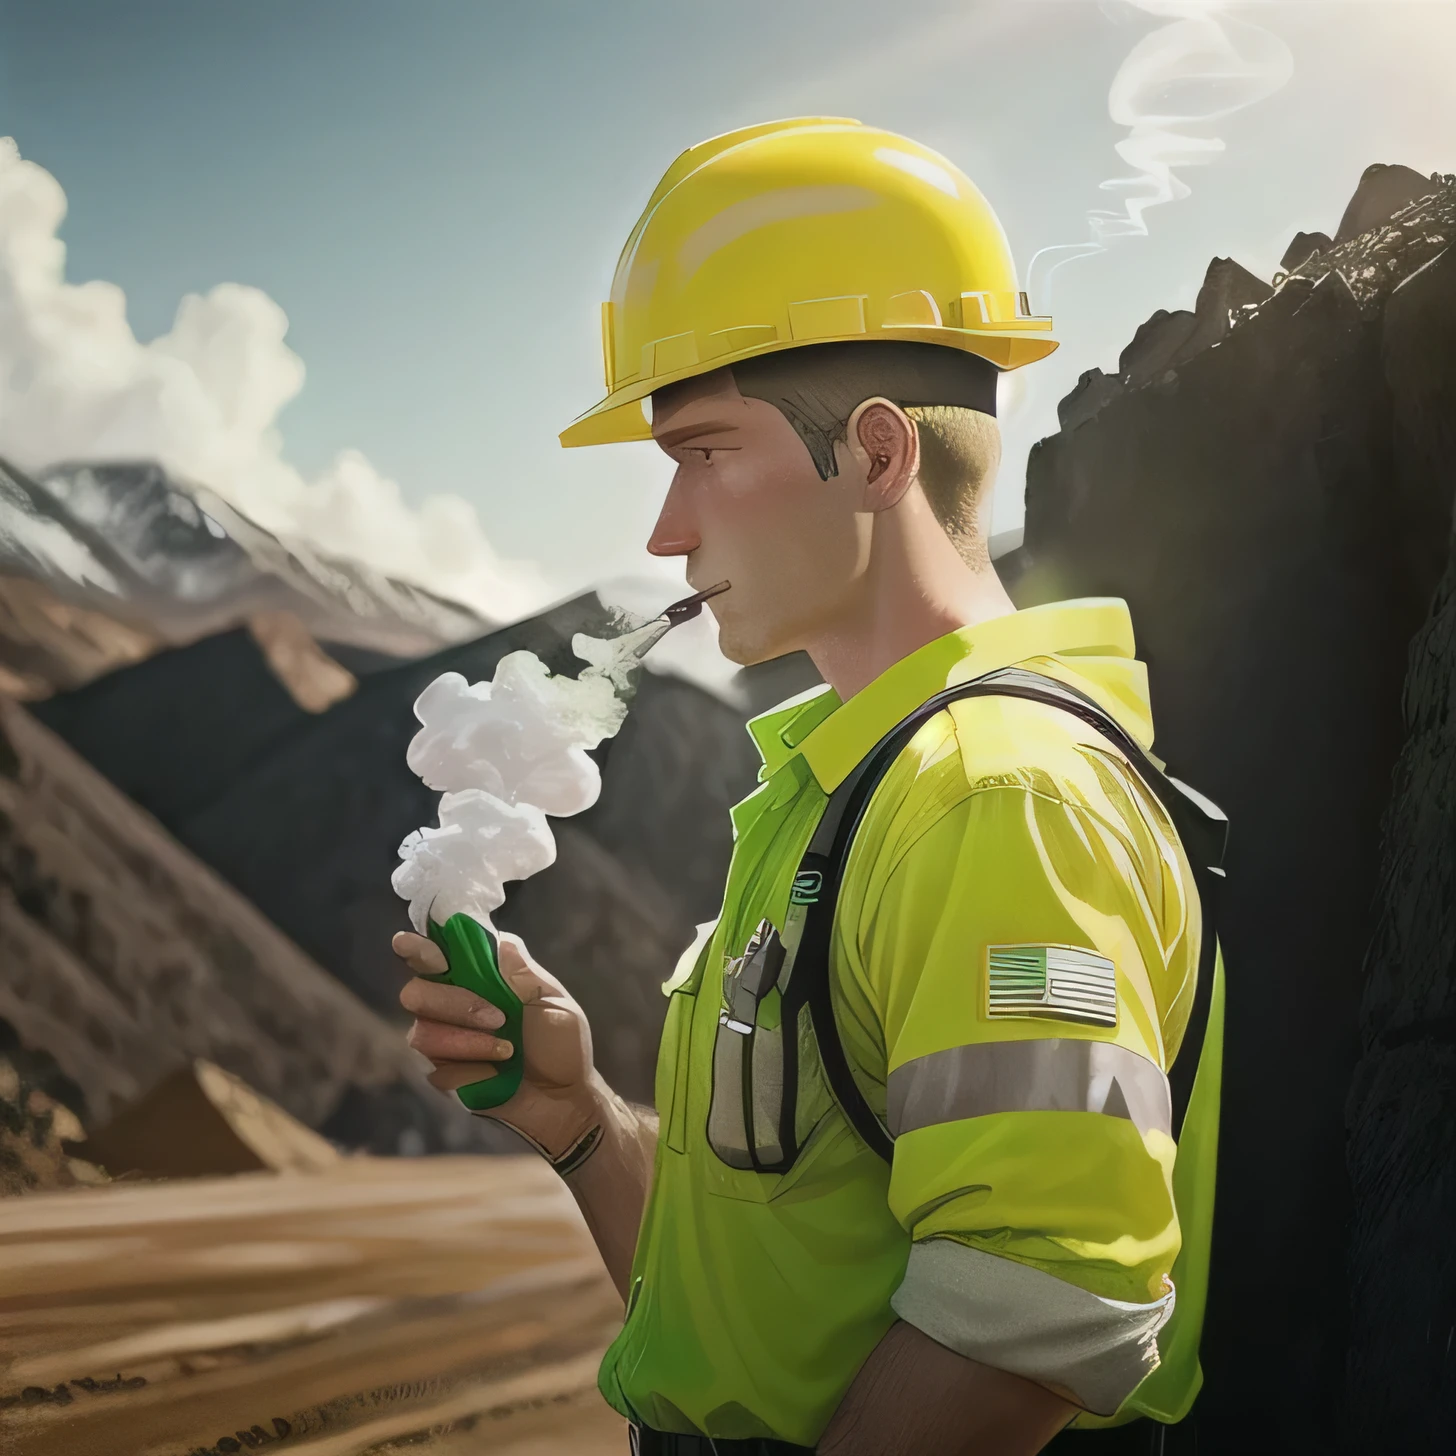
393,929,602,1159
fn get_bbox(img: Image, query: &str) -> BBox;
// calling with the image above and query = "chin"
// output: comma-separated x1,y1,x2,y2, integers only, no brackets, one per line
716,626,794,669
715,633,758,668
711,595,804,667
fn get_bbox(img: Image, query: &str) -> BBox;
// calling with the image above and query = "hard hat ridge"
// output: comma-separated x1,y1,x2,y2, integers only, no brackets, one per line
561,118,1056,449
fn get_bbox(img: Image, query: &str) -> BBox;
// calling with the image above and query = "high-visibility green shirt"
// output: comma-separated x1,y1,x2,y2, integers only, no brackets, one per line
599,599,1214,1445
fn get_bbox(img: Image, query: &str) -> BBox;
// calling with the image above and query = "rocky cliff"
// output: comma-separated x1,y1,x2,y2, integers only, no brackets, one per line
1340,218,1456,1449
1012,164,1456,1453
0,694,497,1155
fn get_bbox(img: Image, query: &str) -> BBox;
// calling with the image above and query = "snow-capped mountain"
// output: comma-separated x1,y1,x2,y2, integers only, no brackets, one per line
0,456,492,693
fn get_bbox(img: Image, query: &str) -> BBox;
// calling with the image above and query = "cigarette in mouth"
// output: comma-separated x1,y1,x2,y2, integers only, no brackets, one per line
660,580,730,627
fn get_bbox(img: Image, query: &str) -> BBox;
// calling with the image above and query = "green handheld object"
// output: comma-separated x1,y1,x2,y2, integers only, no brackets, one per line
424,913,525,1111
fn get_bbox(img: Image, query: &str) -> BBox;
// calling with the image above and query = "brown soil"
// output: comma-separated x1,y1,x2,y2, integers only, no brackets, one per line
0,1154,625,1456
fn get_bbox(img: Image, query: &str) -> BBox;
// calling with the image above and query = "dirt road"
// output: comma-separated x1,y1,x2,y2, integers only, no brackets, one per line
0,1155,628,1455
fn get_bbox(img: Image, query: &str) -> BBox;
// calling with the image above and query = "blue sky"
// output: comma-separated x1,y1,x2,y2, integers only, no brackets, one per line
1,0,1453,603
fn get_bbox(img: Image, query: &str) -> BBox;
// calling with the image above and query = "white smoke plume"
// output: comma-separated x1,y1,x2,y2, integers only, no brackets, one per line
0,137,551,623
394,624,660,932
1027,0,1294,302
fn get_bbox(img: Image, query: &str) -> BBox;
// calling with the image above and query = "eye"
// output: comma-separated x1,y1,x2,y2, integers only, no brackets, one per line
688,448,716,463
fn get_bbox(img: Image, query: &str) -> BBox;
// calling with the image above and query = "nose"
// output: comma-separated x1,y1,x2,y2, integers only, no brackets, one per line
646,475,700,558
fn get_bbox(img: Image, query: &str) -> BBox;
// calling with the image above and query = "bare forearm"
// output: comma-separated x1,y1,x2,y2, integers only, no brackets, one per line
819,1321,1075,1456
557,1073,658,1300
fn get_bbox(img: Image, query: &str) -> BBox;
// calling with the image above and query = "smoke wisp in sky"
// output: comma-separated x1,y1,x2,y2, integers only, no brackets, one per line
1027,0,1294,302
0,137,551,623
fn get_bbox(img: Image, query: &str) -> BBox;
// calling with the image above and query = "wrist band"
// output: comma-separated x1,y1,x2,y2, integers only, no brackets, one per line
550,1123,603,1178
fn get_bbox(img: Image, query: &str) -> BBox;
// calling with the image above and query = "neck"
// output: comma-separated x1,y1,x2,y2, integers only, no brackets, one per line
801,515,1016,702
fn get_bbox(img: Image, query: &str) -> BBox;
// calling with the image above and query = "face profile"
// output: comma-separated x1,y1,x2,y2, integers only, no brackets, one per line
645,366,877,668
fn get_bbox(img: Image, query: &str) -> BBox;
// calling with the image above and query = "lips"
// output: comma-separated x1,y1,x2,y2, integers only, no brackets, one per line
662,580,730,626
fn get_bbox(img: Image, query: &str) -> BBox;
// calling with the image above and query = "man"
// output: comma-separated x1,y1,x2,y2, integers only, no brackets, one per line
394,119,1219,1455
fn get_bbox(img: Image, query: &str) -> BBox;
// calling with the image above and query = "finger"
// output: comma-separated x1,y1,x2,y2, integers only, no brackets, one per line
407,1019,514,1063
392,931,447,977
427,1062,500,1092
399,977,505,1030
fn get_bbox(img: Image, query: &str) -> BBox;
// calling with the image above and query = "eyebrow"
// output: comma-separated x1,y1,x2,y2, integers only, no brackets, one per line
653,420,742,449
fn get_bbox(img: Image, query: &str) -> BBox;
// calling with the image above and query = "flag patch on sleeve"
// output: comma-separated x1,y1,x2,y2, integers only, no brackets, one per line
986,944,1118,1028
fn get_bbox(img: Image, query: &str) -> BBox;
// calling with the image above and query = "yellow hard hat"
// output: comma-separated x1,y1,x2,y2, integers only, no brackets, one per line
560,117,1056,448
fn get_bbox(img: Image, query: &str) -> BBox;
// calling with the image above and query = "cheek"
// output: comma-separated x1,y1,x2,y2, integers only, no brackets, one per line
694,449,862,609
712,450,794,508
693,460,793,547
710,449,836,533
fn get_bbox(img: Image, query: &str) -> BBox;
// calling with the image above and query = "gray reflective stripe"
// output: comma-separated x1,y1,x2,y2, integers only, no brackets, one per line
891,1239,1173,1416
887,1039,1171,1138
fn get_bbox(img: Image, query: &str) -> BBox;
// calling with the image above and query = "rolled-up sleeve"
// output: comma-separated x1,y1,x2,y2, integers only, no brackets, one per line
853,777,1189,1414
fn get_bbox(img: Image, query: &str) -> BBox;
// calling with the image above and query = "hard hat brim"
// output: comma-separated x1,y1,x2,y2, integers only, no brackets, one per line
559,329,1058,448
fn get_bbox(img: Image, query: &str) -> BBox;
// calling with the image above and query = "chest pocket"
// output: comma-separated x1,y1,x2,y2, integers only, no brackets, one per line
706,871,831,1174
659,920,717,1155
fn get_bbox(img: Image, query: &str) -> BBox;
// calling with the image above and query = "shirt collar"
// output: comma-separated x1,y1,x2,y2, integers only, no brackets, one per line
745,598,1141,793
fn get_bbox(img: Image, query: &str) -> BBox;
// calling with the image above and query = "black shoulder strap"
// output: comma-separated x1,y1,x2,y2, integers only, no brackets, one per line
790,667,1228,1163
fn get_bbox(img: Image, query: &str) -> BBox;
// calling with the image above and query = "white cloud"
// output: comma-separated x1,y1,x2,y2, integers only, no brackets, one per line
0,137,551,624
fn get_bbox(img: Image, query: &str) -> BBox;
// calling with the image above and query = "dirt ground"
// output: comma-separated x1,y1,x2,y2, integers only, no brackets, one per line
0,1155,629,1456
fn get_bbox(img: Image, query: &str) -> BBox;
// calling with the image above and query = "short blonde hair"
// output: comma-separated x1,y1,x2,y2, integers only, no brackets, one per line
905,405,1002,565
720,342,1004,566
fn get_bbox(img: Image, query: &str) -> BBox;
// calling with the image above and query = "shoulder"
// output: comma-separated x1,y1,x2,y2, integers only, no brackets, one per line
942,686,1153,797
849,689,1178,900
862,687,1144,829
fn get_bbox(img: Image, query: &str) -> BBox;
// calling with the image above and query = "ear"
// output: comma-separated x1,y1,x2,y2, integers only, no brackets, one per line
844,397,920,513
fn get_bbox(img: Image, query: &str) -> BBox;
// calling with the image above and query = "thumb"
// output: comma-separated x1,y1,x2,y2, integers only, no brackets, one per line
496,933,565,1004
